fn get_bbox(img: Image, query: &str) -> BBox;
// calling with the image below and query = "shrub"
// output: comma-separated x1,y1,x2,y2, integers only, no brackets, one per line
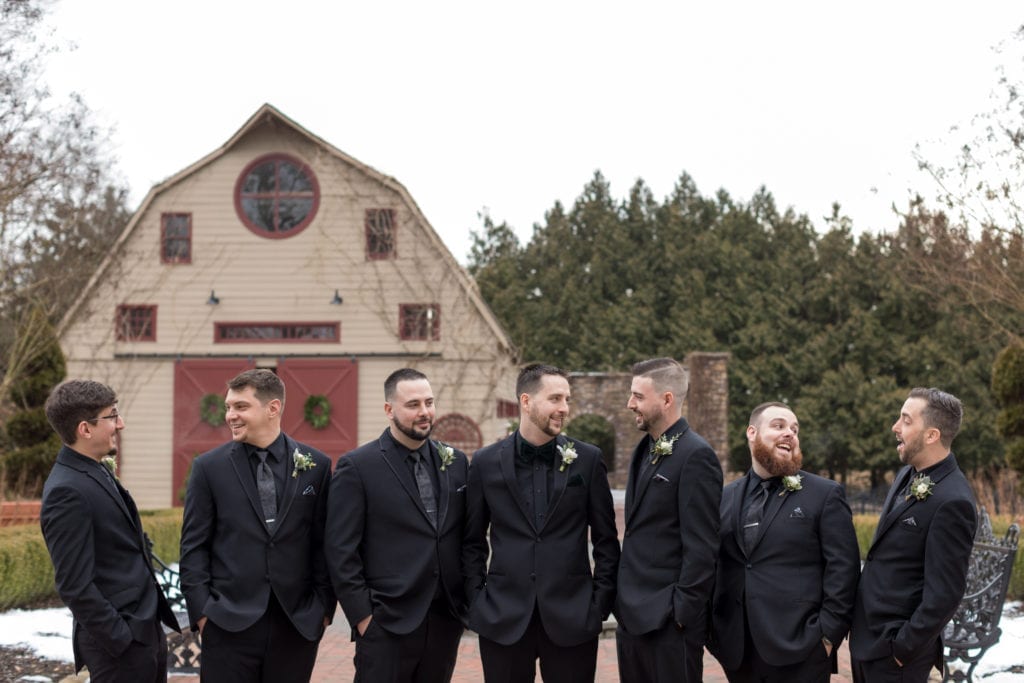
993,342,1024,406
0,508,184,610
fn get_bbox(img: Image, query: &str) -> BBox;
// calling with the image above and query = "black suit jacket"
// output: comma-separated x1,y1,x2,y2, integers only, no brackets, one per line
615,417,723,636
463,434,620,647
180,434,335,640
326,431,469,634
41,446,179,672
850,453,977,668
709,470,860,670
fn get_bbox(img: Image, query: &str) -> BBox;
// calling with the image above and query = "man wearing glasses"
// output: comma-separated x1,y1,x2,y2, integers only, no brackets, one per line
40,380,180,682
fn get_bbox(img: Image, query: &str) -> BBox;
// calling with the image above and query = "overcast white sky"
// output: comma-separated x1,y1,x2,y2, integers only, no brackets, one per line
42,1,1023,262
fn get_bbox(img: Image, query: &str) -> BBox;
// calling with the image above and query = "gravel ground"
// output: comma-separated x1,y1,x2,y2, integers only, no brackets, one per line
0,643,74,682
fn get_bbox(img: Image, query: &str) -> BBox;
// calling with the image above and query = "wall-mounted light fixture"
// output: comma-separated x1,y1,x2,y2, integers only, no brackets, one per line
330,289,343,305
206,290,220,305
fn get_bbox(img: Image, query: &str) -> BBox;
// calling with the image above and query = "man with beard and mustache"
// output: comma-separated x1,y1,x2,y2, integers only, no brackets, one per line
850,388,977,683
41,380,180,681
615,357,722,683
326,368,469,682
708,402,860,683
463,364,619,682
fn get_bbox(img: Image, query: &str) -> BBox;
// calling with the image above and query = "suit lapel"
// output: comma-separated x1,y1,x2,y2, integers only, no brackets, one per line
272,436,302,532
871,455,958,548
732,473,753,558
432,441,451,530
499,434,536,530
539,436,571,533
748,482,789,556
377,433,436,529
228,443,271,533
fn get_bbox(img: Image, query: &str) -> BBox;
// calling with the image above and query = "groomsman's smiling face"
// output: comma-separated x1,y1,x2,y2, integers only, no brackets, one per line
747,406,802,478
520,373,570,444
386,378,436,447
225,385,281,447
892,397,936,468
627,376,668,436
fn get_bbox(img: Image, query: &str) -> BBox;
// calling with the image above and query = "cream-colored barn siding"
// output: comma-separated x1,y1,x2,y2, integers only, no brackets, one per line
58,104,518,509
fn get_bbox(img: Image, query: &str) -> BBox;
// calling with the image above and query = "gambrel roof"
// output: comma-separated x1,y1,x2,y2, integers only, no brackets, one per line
58,103,514,355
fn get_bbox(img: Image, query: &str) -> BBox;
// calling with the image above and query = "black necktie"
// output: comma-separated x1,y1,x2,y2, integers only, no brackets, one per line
256,450,278,532
411,452,437,527
743,480,772,552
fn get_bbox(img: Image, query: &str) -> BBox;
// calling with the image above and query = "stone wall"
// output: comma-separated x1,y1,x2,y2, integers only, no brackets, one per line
568,352,729,488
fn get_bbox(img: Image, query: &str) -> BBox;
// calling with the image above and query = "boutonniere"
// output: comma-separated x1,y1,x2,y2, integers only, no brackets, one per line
435,442,456,471
906,473,935,501
291,448,317,478
650,434,680,465
101,456,118,478
556,442,578,472
780,474,803,495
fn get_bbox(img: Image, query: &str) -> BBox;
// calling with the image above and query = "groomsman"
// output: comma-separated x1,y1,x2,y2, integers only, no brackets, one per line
327,368,468,682
180,369,334,682
851,388,977,683
709,402,860,682
41,380,179,681
464,363,619,683
615,357,722,683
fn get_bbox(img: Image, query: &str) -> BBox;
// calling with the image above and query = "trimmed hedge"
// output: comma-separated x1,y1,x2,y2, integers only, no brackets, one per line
853,513,1023,601
0,508,183,610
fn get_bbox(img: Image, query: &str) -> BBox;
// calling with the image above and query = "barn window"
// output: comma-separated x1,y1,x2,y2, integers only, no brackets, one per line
214,322,340,343
399,304,440,341
365,208,396,259
161,213,192,263
432,413,483,454
116,305,157,341
496,399,519,418
234,154,319,237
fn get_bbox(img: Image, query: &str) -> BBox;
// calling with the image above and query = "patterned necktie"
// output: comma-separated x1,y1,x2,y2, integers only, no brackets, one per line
411,451,437,527
256,450,278,532
743,480,772,553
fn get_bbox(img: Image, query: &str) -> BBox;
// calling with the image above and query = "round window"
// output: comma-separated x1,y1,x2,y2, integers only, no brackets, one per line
234,154,319,237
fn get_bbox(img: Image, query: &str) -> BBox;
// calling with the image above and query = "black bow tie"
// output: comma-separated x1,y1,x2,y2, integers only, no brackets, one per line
519,439,555,466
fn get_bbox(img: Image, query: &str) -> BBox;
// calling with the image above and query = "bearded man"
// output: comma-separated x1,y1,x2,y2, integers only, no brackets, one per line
463,363,620,683
708,402,860,683
326,368,469,683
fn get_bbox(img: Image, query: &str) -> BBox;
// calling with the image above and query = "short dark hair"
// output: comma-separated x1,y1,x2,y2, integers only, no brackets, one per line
227,369,285,405
631,357,688,402
385,368,429,401
516,363,568,399
44,380,118,445
749,401,791,426
908,387,963,449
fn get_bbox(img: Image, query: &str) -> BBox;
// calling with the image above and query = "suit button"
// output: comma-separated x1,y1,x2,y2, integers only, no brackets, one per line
268,542,274,548
536,537,541,543
746,563,752,569
530,573,536,580
624,530,631,537
433,570,439,576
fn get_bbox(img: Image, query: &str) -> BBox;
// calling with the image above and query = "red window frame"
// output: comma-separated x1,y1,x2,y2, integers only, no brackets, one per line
496,399,519,418
234,153,320,238
116,305,157,342
214,322,340,344
399,304,440,341
365,208,397,260
161,213,192,264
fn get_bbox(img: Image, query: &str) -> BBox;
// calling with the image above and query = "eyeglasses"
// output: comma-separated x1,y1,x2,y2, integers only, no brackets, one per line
88,411,122,424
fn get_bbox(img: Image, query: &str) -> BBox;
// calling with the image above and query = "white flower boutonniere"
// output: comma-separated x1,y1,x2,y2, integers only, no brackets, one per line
780,474,803,496
101,456,117,478
556,442,578,472
291,448,317,478
906,474,935,501
650,434,680,465
435,442,456,471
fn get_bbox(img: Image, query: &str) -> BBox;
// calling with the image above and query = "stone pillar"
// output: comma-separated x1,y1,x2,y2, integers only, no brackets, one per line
684,352,730,472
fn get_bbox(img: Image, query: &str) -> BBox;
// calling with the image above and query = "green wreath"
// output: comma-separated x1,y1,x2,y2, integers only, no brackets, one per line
304,394,331,430
199,393,226,427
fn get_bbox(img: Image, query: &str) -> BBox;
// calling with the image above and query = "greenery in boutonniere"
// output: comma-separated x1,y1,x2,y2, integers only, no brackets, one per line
435,442,456,471
556,442,578,472
780,474,802,495
291,447,317,478
906,473,935,501
101,456,117,478
650,434,680,465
